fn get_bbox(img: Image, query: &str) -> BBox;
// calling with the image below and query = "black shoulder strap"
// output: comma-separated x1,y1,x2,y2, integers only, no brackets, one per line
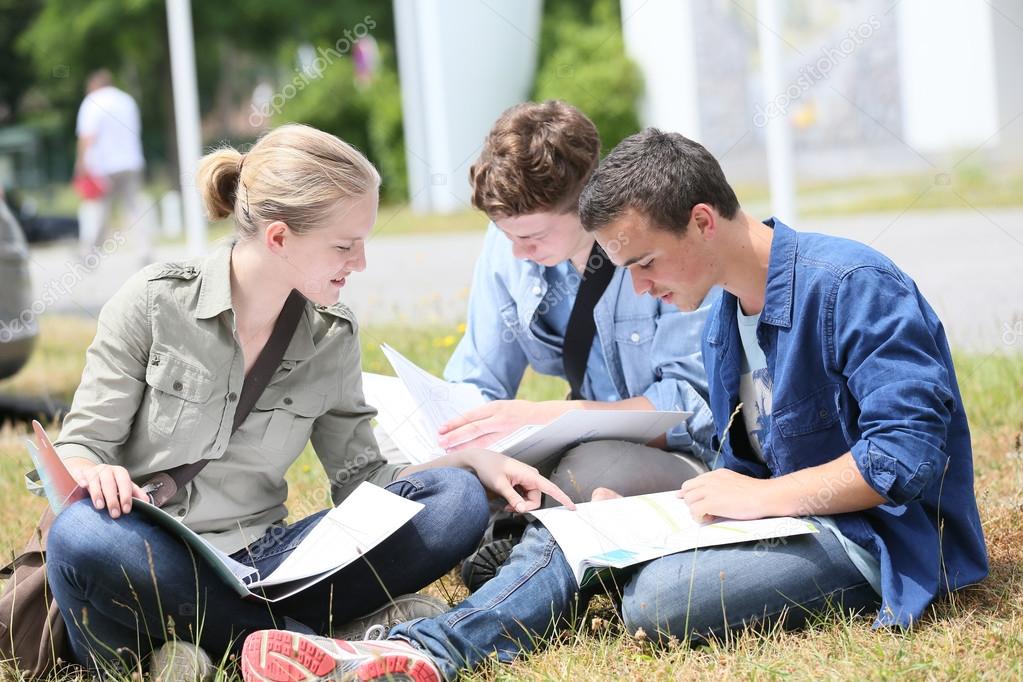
563,242,616,400
143,289,307,506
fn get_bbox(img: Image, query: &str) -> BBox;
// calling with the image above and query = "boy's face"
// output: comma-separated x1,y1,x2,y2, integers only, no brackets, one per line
494,211,592,266
595,206,719,312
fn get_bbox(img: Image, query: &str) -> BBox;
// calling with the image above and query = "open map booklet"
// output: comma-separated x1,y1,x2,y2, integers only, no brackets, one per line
529,491,819,587
25,421,422,602
363,344,691,465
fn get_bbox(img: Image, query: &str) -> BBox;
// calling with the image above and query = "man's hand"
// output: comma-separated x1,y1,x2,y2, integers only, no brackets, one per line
65,457,147,519
461,449,576,513
678,469,780,523
438,400,579,451
590,487,624,502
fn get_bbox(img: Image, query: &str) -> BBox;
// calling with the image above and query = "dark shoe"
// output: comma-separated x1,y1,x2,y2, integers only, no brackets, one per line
459,538,516,593
332,593,447,641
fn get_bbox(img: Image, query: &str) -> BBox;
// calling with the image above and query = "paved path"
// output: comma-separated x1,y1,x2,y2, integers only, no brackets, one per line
26,208,1023,352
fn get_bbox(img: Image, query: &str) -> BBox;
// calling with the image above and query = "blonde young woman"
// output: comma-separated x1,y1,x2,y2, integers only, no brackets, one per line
43,124,572,675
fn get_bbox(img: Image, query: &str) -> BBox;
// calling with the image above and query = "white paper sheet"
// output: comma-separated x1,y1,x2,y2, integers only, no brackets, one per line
362,372,443,464
255,482,423,587
367,347,694,466
380,344,486,434
531,491,819,586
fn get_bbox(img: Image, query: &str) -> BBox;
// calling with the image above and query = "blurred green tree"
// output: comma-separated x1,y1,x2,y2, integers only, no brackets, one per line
533,0,643,154
13,0,397,185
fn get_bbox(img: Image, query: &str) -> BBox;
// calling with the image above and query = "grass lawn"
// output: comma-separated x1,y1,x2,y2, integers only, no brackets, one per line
1,316,1021,680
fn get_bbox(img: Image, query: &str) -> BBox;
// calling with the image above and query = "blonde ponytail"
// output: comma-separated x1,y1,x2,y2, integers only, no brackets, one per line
196,124,380,238
197,148,243,220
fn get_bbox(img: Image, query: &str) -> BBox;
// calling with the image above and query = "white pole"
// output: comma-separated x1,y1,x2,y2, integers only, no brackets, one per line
756,0,797,223
166,0,207,255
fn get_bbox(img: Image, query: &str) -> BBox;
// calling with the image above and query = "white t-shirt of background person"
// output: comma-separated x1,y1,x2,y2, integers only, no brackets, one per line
737,306,772,461
76,86,145,177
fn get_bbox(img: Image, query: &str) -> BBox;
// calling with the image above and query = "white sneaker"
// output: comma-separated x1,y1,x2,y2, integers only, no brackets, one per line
148,640,214,681
240,629,440,682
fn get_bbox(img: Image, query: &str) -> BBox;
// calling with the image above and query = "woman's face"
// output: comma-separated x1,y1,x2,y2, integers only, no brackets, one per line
279,190,378,306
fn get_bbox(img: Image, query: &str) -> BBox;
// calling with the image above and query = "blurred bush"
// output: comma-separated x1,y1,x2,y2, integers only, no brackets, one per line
272,45,406,204
533,0,643,153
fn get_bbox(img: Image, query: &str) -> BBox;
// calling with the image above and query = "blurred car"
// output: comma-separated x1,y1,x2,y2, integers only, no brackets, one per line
0,197,37,379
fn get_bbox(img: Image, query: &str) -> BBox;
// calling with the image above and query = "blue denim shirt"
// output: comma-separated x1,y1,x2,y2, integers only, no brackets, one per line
445,224,717,461
703,218,988,628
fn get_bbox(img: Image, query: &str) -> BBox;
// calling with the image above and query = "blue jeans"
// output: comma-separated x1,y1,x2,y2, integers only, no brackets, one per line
46,468,488,670
390,521,880,680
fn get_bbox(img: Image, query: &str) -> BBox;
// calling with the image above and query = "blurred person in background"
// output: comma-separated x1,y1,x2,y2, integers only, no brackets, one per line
74,68,150,264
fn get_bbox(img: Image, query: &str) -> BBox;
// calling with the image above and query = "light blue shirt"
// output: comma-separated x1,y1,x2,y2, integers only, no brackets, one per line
444,223,717,462
736,305,881,595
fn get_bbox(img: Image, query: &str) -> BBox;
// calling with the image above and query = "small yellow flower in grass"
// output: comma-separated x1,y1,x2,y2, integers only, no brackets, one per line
441,335,457,347
457,322,467,334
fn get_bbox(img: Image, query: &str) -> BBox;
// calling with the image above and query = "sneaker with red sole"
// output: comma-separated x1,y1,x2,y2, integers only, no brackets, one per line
240,629,441,682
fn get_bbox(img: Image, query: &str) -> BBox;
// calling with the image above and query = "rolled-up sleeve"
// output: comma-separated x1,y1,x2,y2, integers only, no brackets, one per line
312,326,402,504
642,293,717,461
443,225,529,401
55,271,153,465
833,267,953,507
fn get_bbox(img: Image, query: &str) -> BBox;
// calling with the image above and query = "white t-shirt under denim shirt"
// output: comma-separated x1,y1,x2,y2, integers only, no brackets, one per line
737,305,882,594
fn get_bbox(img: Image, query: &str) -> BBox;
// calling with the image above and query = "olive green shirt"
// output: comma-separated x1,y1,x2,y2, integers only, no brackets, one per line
53,241,402,554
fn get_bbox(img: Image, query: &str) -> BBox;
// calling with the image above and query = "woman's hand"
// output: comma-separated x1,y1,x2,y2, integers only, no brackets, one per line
461,449,576,513
437,400,579,451
65,457,148,519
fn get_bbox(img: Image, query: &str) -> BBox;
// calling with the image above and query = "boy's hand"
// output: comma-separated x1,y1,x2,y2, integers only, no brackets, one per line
438,400,579,451
678,469,779,523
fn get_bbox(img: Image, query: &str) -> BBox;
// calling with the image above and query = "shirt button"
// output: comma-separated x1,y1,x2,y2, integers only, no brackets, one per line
818,409,829,419
630,332,641,342
172,380,183,391
176,508,186,517
227,392,237,402
532,286,542,296
283,397,293,405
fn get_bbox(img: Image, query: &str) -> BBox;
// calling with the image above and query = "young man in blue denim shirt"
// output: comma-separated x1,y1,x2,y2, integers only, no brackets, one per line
240,130,986,682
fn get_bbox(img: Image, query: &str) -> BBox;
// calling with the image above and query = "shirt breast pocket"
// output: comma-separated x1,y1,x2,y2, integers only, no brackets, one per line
772,383,848,463
253,389,327,457
144,349,214,441
613,315,656,372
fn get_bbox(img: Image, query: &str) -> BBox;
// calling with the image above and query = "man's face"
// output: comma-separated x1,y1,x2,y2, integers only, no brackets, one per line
595,207,718,312
493,211,591,266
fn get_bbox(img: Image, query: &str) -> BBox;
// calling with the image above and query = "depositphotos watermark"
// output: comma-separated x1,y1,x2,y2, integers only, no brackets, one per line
0,232,127,344
249,15,377,127
753,15,881,128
